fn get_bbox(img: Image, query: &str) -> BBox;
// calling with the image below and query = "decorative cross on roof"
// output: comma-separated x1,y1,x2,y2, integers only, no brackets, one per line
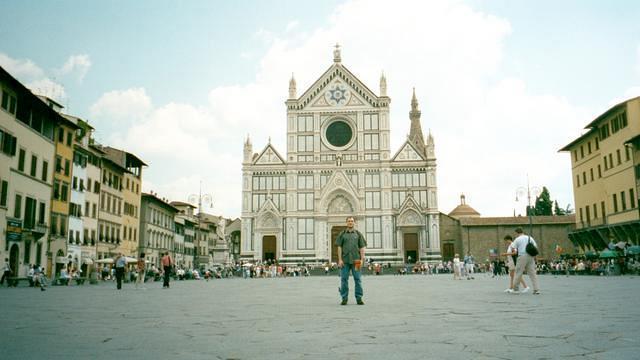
333,43,341,63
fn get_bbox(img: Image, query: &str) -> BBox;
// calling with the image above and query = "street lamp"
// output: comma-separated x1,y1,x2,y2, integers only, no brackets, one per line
188,182,213,270
515,176,542,236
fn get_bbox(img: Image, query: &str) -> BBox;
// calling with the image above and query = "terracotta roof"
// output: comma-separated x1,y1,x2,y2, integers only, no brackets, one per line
448,194,481,218
458,215,576,226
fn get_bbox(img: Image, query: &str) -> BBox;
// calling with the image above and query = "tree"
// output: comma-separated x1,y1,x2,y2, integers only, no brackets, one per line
533,187,553,216
554,200,566,215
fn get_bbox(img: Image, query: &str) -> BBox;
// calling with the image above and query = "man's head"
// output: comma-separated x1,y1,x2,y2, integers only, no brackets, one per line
345,216,355,229
503,235,513,242
515,227,524,235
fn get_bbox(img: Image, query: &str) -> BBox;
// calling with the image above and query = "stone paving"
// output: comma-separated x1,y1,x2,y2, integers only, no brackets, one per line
1,273,639,359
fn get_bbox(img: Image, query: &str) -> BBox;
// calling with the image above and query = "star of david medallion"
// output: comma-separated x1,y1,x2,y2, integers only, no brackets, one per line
324,83,350,106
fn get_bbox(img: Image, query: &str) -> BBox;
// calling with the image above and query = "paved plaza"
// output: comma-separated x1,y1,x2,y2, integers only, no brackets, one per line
1,273,639,359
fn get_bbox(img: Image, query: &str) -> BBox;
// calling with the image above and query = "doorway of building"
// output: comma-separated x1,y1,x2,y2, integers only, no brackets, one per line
9,244,19,276
442,243,455,262
403,233,418,263
331,226,347,263
262,236,276,263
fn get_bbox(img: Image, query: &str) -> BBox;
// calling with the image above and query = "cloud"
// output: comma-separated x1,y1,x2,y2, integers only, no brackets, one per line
0,52,69,104
26,78,67,102
57,54,92,82
99,0,593,218
90,88,152,126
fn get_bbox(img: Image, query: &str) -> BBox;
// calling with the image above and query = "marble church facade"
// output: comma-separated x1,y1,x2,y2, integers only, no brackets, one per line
241,47,440,265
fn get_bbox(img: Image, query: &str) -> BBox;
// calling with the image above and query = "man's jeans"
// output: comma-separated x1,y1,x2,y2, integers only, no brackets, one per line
340,263,363,300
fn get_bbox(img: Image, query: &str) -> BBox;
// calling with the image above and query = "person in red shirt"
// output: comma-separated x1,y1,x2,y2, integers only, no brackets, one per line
161,252,173,288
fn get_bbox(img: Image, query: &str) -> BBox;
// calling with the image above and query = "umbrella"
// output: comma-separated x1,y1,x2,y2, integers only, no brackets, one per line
95,258,114,264
599,249,619,258
627,245,640,255
242,263,253,267
615,241,627,249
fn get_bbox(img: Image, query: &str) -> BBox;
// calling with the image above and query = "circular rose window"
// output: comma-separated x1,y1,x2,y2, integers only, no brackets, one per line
325,120,353,148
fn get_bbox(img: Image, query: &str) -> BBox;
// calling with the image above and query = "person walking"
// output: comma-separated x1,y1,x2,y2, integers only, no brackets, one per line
464,253,475,279
161,252,173,288
508,228,540,295
453,254,461,280
136,253,146,289
114,253,127,290
501,235,528,292
336,216,366,305
1,258,12,286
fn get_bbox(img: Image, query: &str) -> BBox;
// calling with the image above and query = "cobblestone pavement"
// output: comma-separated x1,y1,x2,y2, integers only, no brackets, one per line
1,273,639,359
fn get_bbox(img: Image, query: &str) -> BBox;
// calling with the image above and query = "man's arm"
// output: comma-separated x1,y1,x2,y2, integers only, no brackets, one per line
337,246,343,267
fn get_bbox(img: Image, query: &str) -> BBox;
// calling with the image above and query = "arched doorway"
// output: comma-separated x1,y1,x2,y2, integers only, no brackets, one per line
262,236,276,263
9,244,19,277
403,233,418,263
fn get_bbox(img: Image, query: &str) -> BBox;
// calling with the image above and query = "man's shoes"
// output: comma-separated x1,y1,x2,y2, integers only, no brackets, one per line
356,298,365,305
340,299,348,305
520,287,530,294
533,290,541,295
40,287,46,292
504,288,512,293
506,289,520,295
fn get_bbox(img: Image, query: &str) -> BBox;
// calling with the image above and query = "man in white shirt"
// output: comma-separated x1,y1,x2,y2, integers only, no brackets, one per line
508,227,540,295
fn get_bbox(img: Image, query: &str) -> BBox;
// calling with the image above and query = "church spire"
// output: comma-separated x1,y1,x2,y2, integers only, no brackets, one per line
379,71,387,97
408,88,427,157
243,134,253,163
289,73,297,99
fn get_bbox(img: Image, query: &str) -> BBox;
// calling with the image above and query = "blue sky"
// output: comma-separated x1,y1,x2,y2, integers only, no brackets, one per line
2,0,639,218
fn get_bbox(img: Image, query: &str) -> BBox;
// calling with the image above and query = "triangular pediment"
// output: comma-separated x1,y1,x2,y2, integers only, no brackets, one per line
256,198,281,230
307,78,370,110
319,170,361,213
397,194,424,226
391,140,425,162
292,64,387,111
253,144,285,165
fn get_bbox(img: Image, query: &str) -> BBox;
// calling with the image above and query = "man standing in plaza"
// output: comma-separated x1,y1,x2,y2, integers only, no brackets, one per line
114,253,127,290
161,252,173,288
509,227,540,295
1,258,12,286
336,216,366,305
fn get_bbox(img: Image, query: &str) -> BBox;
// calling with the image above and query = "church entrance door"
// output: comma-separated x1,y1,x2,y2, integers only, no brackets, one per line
403,233,418,263
330,226,347,263
442,243,455,262
262,236,276,263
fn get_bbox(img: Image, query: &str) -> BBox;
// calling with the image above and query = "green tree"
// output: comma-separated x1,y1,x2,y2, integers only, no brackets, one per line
533,187,553,216
554,200,566,215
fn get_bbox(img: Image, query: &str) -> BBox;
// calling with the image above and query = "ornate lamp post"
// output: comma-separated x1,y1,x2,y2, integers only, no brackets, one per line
515,176,542,236
188,182,213,270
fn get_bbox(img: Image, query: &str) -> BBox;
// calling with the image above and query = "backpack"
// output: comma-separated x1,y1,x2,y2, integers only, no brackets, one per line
525,236,539,257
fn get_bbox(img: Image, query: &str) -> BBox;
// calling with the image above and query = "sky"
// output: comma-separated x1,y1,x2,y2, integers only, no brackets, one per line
2,0,639,219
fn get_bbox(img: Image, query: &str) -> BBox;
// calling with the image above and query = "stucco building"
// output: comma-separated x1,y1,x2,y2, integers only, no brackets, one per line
241,46,440,265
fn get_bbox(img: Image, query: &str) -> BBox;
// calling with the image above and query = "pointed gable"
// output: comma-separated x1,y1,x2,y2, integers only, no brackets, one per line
392,141,425,162
289,63,389,111
253,144,285,165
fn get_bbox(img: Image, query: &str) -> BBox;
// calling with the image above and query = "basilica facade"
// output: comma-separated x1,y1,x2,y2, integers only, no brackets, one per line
241,47,440,265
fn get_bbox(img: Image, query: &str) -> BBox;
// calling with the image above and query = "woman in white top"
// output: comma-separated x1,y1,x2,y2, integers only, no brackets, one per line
453,254,461,280
501,235,528,292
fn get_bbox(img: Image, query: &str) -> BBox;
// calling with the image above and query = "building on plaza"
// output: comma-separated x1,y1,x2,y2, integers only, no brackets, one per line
40,96,80,276
139,192,178,268
440,195,576,262
241,46,440,265
96,153,125,260
1,66,60,276
102,146,145,257
560,96,640,249
225,218,241,264
171,201,197,269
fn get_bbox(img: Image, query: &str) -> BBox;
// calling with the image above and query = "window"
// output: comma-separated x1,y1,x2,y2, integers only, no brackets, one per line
30,155,37,177
41,160,48,182
365,191,381,209
579,207,583,223
297,218,314,250
580,145,584,158
1,89,17,114
590,168,594,181
58,128,64,143
0,129,17,156
576,175,580,187
55,155,62,173
621,191,627,211
363,114,379,130
582,172,586,185
38,202,45,224
297,115,313,132
625,146,631,162
630,188,636,209
72,176,78,190
18,148,25,171
66,131,72,146
366,217,382,248
608,154,613,168
364,133,379,150
573,150,577,162
0,180,8,206
616,149,621,165
51,214,58,236
79,179,84,191
601,201,606,220
14,194,22,218
603,156,608,170
587,141,592,154
593,203,598,219
613,193,618,213
585,206,590,223
297,135,313,152
365,173,380,188
297,174,313,189
598,165,602,178
595,137,599,150
24,197,36,229
61,182,69,202
64,159,70,176
297,193,314,211
92,203,97,218
24,241,30,264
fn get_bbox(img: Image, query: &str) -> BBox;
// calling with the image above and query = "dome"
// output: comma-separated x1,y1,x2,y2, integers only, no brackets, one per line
448,194,480,218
